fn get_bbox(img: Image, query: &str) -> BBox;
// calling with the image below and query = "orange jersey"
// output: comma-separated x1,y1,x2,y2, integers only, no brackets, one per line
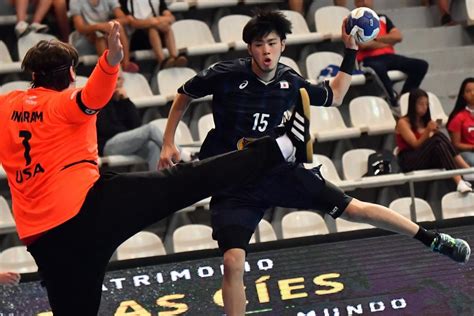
0,51,119,239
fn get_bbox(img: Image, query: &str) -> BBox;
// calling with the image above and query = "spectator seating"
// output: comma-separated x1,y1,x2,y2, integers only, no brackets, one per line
172,19,229,56
0,81,30,93
156,67,210,103
0,196,15,234
280,10,328,45
123,72,167,108
153,118,200,147
0,246,37,273
281,211,329,238
217,14,250,50
172,224,217,253
325,215,375,233
195,0,238,9
197,113,214,142
304,154,344,186
18,32,57,60
349,96,396,135
116,231,166,260
280,56,302,76
314,6,350,40
310,106,361,142
341,148,376,180
250,219,277,243
389,197,436,222
441,191,474,219
0,40,21,74
305,51,366,85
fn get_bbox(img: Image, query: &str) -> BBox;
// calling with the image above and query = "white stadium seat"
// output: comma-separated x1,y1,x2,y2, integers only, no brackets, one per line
116,231,166,260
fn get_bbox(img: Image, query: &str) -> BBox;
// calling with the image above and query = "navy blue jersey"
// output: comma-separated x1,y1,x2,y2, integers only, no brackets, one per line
178,58,333,159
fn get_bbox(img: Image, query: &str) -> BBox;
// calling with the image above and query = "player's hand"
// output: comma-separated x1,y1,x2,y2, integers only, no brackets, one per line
158,143,181,170
341,18,358,50
0,272,21,286
106,21,124,67
427,120,439,132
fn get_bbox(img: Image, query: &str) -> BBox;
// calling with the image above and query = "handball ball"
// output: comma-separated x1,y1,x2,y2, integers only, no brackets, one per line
345,7,380,43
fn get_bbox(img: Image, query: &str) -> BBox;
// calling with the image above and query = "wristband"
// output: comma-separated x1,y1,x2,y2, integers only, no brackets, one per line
339,48,357,75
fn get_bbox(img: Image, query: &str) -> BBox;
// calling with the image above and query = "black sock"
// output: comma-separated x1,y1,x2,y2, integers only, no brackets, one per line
414,226,437,247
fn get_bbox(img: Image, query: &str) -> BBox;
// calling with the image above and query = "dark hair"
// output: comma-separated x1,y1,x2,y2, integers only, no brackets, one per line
447,77,474,126
21,40,79,91
242,9,292,44
405,88,430,129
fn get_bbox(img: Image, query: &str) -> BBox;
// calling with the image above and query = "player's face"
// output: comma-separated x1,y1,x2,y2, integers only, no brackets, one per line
463,82,474,106
415,96,429,117
248,32,285,76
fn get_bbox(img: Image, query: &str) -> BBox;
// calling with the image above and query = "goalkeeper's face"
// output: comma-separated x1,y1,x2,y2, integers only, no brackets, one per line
248,31,285,75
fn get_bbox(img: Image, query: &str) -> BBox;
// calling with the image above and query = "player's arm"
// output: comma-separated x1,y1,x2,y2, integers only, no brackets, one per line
159,93,194,169
329,18,358,106
79,21,123,112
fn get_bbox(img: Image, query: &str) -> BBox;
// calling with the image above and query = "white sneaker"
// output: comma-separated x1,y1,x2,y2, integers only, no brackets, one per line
15,21,29,37
457,180,472,193
30,22,49,33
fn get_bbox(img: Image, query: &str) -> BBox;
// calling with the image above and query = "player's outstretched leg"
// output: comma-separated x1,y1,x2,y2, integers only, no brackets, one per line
342,199,471,265
431,233,471,264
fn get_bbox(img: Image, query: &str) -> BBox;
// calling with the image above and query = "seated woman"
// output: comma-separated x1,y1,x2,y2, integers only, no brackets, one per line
395,88,472,193
447,78,474,167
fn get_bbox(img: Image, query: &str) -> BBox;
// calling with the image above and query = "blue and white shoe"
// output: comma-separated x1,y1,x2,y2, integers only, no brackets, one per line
431,233,471,264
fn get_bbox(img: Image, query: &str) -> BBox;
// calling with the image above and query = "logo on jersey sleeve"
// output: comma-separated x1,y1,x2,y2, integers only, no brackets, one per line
279,81,289,89
239,80,249,89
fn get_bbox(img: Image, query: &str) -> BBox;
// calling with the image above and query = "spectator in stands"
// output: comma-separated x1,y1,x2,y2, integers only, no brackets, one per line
120,0,187,69
447,78,474,166
70,0,140,72
50,0,71,42
396,88,472,193
354,0,429,115
0,272,20,285
288,0,346,14
435,0,457,25
13,0,51,37
97,70,194,170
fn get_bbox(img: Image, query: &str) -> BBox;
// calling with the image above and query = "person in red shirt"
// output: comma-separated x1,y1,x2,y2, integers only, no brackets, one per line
355,0,429,115
0,21,311,315
395,88,472,193
447,78,474,167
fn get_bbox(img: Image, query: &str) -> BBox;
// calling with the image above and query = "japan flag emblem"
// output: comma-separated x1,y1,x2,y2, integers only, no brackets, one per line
279,81,289,89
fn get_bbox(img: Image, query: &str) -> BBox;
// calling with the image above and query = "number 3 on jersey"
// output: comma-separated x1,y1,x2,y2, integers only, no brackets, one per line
252,113,270,132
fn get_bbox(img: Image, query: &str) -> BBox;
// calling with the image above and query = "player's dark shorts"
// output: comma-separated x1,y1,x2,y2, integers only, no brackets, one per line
211,162,352,253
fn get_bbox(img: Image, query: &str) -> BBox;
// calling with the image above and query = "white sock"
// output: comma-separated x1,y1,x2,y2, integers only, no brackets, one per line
276,134,294,160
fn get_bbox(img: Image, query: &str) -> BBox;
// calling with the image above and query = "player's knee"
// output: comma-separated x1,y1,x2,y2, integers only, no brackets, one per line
223,249,245,276
343,198,369,221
